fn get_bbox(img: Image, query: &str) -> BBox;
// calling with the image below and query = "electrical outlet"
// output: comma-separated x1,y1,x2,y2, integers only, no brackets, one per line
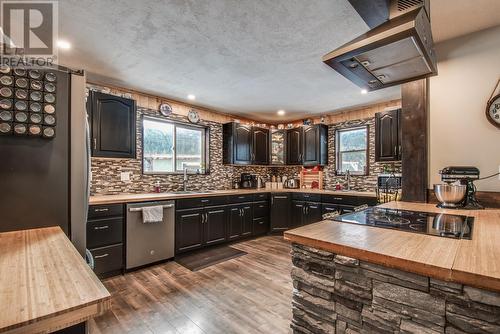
120,172,131,182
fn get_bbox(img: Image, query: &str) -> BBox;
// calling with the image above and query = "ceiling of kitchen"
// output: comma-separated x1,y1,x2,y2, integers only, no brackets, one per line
58,0,500,122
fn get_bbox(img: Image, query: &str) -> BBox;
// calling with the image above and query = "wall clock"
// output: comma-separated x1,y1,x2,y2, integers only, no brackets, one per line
187,109,200,124
159,103,172,117
486,93,500,129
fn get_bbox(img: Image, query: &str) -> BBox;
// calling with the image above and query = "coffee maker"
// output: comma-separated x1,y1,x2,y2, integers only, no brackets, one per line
240,173,257,189
439,167,484,210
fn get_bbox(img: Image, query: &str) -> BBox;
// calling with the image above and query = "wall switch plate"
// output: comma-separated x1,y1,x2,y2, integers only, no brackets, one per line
121,172,131,182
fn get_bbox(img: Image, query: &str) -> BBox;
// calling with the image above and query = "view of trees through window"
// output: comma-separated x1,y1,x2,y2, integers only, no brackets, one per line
143,118,205,174
336,127,367,174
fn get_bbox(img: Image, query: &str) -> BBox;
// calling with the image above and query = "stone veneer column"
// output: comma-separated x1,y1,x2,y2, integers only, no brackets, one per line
290,243,500,334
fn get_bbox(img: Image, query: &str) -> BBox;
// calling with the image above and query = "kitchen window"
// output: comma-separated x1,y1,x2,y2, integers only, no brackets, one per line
142,117,208,174
336,126,368,175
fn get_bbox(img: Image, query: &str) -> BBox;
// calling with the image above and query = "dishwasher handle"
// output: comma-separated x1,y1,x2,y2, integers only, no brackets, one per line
128,204,174,212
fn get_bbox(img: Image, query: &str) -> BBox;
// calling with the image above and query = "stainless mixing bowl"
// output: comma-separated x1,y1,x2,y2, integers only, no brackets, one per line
433,184,467,208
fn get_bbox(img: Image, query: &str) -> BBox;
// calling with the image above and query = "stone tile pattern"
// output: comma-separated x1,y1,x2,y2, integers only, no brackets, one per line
290,243,500,334
89,88,399,195
323,118,402,193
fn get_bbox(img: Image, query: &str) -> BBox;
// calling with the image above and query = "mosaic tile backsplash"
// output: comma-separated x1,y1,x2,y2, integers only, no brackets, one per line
90,101,400,195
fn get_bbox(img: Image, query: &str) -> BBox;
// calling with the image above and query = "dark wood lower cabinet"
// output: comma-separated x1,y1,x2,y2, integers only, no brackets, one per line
291,201,305,228
228,204,252,241
305,202,322,225
173,193,378,255
291,201,322,227
87,204,124,278
270,194,291,232
228,206,243,241
205,206,227,246
175,208,205,253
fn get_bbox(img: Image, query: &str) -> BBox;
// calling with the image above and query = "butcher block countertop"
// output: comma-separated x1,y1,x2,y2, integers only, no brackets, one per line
0,227,111,334
89,188,376,205
284,201,500,292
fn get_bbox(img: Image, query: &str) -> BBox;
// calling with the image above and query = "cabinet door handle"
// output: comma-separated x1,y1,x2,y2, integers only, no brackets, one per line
274,196,288,199
333,197,343,201
259,220,264,225
238,196,245,199
201,199,209,203
94,253,109,259
259,205,265,208
94,208,109,212
93,138,97,150
94,225,109,230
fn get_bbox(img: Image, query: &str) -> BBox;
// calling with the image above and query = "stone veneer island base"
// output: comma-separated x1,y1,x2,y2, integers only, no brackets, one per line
290,243,500,334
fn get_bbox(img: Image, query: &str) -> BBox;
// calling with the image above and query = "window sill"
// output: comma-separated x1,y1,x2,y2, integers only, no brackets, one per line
143,171,209,176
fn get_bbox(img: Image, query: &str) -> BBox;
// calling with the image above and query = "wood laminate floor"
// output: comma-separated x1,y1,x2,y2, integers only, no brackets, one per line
89,236,293,334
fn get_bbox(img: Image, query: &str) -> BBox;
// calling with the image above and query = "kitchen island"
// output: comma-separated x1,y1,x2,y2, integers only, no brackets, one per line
0,227,110,334
284,201,500,334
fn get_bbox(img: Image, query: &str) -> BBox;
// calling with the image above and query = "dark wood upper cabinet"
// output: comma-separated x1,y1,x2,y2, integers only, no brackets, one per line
88,91,136,159
375,109,402,162
286,128,303,165
223,123,268,165
252,127,269,165
302,124,328,166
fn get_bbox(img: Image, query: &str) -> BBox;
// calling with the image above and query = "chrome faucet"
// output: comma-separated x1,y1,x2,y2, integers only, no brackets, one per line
183,167,188,191
345,170,351,191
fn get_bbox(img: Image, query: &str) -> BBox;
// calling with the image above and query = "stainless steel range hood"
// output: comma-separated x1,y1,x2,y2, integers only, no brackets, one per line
323,0,437,91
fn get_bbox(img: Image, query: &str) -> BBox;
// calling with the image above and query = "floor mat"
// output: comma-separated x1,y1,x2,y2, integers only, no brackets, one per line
175,245,247,271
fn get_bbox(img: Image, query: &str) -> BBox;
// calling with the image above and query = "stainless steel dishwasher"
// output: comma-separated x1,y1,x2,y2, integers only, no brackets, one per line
126,201,175,270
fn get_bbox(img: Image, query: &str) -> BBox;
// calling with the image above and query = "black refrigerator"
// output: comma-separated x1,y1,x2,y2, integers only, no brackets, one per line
0,67,88,256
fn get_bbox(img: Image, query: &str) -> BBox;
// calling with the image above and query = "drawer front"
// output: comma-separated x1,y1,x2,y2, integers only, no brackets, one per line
88,204,123,219
253,217,269,235
87,218,123,249
176,198,205,209
177,196,227,209
253,193,270,201
321,194,359,206
202,196,227,207
228,194,254,203
292,193,321,202
90,244,123,275
253,201,269,218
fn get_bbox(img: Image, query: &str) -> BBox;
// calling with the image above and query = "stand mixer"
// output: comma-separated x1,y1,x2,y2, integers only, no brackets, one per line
436,167,484,210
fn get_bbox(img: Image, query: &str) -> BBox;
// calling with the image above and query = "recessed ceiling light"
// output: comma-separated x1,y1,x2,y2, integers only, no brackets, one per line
361,89,368,94
277,110,286,116
56,39,71,50
187,94,196,100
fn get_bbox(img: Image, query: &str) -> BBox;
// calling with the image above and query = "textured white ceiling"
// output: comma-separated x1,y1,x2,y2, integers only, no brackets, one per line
58,0,401,122
58,1,500,122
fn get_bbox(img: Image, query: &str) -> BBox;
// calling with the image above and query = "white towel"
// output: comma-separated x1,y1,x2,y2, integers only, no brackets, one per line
142,205,163,224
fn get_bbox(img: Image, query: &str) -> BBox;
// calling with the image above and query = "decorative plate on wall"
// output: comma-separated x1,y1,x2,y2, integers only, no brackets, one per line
187,109,200,124
159,103,172,117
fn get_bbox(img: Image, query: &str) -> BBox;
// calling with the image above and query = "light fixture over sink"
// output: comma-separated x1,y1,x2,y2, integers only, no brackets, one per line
323,0,437,91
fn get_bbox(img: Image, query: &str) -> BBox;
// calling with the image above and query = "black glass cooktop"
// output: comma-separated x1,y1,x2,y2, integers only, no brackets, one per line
334,207,474,239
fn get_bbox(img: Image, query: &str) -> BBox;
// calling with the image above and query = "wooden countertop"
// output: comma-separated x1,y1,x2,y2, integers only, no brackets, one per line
0,227,111,334
90,188,376,205
284,201,500,292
